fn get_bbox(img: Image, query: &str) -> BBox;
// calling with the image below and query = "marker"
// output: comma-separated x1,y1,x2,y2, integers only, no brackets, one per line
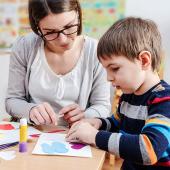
19,118,27,152
58,114,64,118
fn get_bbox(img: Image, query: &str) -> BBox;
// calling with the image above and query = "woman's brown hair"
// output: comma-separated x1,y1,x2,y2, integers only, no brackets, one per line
28,0,82,36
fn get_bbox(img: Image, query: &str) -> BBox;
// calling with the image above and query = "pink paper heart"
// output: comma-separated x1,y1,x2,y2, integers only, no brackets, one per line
70,143,86,150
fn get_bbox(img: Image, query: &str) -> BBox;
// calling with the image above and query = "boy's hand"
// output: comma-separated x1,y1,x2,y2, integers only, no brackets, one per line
59,104,85,125
79,118,102,129
29,102,57,125
66,121,99,145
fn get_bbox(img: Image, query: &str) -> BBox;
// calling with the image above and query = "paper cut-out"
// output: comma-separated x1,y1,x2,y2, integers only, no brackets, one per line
32,134,92,157
41,142,68,154
70,143,86,150
0,124,15,130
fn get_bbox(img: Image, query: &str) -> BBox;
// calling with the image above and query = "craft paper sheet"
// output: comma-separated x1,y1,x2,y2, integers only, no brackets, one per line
32,133,92,158
0,121,42,145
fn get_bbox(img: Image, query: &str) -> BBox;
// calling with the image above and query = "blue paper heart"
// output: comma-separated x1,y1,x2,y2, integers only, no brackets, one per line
41,141,68,154
41,143,55,154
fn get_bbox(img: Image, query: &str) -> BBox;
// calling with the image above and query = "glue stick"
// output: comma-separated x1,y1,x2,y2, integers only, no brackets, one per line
19,118,27,152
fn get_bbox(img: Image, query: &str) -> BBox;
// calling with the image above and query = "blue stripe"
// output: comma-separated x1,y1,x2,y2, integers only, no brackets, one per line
152,126,170,142
111,115,119,127
161,151,169,158
143,122,170,129
143,125,170,143
119,130,128,135
142,126,169,159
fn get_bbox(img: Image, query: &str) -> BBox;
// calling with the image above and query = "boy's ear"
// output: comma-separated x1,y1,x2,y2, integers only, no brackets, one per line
138,51,152,70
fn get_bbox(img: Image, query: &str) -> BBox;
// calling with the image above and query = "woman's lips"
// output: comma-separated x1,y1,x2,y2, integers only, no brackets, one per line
60,44,69,48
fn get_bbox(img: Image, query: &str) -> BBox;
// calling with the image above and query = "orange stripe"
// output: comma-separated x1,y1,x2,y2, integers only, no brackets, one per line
113,112,120,122
142,134,157,164
146,119,170,127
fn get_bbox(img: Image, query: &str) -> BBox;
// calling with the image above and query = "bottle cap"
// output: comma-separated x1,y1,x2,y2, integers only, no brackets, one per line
20,118,27,126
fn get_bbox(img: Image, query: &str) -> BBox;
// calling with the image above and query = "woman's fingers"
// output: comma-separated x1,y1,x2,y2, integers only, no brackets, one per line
59,104,78,116
64,108,83,120
43,102,57,125
30,112,40,125
60,104,84,124
30,109,44,125
29,102,57,125
37,104,51,124
67,112,84,124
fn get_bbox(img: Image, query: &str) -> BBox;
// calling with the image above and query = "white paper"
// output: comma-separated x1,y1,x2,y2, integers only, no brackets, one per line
0,151,16,160
0,122,42,145
32,133,92,158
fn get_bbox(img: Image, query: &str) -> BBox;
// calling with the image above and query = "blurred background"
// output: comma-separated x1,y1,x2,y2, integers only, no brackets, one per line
0,0,124,49
0,0,170,119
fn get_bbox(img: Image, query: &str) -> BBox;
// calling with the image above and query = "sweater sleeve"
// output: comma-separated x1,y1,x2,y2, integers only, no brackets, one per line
97,96,122,131
95,93,170,165
84,62,111,118
5,36,37,122
84,37,111,118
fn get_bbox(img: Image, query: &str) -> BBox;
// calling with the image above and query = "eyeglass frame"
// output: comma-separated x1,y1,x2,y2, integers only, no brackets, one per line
38,23,80,41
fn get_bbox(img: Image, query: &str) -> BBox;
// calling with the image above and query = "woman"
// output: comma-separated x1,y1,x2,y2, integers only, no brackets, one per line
5,0,110,126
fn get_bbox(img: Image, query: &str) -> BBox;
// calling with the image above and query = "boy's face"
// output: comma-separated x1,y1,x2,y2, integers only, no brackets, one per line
100,55,145,94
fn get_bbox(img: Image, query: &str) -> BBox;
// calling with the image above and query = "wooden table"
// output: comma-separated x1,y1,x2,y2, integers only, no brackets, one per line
0,125,106,170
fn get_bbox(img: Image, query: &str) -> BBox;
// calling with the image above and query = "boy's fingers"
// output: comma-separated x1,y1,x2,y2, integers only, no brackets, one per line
66,132,79,142
66,124,78,138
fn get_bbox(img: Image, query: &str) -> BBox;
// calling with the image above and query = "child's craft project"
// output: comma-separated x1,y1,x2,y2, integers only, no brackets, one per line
32,133,92,158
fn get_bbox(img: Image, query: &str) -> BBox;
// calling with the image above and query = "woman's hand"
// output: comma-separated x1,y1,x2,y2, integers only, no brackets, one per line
29,102,57,125
59,104,85,125
66,121,99,145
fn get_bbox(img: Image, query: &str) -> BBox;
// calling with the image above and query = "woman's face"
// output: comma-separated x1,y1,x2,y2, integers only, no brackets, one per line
39,11,79,53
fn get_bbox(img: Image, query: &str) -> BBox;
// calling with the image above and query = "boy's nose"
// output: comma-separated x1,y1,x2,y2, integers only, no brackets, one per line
107,74,114,82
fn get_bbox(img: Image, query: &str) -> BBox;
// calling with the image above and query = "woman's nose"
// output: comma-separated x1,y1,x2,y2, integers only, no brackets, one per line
57,32,68,43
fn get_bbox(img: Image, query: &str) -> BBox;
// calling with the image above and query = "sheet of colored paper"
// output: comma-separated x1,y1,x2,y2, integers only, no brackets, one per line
0,124,15,130
0,121,19,133
32,133,92,158
0,125,42,145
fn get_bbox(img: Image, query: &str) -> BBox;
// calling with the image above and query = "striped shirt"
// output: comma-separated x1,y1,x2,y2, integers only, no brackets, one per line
96,80,170,170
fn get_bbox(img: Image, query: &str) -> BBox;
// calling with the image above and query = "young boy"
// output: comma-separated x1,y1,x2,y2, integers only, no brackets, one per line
66,17,170,169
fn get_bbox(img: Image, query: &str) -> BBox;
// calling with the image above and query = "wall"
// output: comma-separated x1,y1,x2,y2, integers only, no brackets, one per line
0,54,10,120
125,0,170,83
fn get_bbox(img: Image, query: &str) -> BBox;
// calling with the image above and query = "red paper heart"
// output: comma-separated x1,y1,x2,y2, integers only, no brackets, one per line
0,124,15,130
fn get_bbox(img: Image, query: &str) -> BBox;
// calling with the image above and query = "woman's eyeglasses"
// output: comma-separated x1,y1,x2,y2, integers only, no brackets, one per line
39,24,79,41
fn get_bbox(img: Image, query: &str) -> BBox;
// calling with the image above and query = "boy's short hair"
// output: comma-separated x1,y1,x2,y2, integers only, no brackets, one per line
97,17,162,71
